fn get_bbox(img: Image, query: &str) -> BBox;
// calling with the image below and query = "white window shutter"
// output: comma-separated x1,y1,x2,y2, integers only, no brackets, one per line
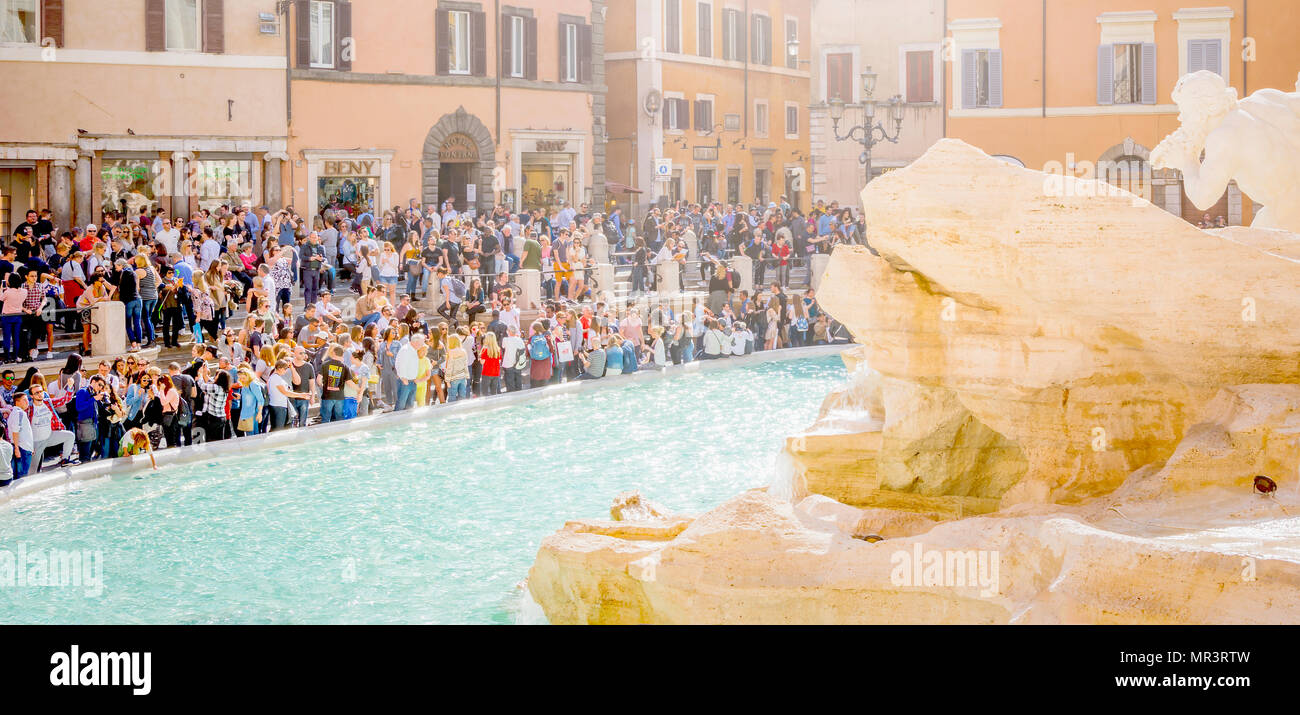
961,50,977,108
1141,42,1157,104
1205,39,1221,76
1097,44,1114,105
988,49,1002,107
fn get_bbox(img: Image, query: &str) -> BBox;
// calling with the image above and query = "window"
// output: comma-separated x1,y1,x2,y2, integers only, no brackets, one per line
696,168,714,205
510,15,524,77
1098,42,1155,105
166,0,201,52
1112,43,1142,104
563,22,578,82
721,8,744,61
726,169,740,205
664,97,689,131
448,10,471,74
750,14,770,65
663,0,680,53
754,168,769,204
826,52,853,101
697,1,711,57
754,100,768,137
0,0,37,44
694,96,714,133
784,17,797,69
559,20,591,84
960,48,1002,108
784,103,798,138
906,50,934,103
309,0,334,67
1187,38,1221,76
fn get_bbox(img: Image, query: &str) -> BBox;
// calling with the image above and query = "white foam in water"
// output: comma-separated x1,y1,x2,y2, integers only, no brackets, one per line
768,449,802,503
515,583,549,625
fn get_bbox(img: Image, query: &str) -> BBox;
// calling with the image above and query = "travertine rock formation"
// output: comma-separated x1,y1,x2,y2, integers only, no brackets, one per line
528,139,1300,624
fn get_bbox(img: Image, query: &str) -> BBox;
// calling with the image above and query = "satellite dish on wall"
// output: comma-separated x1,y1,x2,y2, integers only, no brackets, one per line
644,89,663,117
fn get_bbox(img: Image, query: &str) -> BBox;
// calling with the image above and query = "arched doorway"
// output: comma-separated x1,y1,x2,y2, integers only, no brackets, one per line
421,107,495,214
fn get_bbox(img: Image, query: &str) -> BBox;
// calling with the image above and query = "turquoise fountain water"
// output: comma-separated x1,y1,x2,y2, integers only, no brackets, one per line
0,354,845,624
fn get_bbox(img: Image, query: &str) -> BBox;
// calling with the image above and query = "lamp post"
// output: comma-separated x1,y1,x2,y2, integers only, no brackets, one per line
828,66,906,187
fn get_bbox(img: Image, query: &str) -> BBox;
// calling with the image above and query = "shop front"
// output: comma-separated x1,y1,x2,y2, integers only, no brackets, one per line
100,154,163,217
303,150,393,221
0,163,36,237
99,149,267,219
511,132,586,214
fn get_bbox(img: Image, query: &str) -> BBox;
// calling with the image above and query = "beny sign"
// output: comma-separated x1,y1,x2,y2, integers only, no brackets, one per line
321,160,379,177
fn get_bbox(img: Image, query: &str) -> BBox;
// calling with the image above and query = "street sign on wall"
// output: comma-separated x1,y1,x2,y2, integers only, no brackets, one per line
654,158,673,181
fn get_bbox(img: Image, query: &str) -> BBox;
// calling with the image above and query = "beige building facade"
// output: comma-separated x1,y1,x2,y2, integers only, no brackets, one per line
808,0,946,209
0,0,289,235
286,0,607,220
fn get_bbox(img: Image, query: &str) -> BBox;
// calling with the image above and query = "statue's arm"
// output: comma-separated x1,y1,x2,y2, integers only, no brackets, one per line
1180,134,1235,211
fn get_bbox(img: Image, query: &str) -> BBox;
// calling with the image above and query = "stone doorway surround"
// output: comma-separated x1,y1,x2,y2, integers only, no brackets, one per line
421,107,495,214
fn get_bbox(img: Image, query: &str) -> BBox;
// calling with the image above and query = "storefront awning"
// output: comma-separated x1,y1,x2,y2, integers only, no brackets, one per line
604,180,643,194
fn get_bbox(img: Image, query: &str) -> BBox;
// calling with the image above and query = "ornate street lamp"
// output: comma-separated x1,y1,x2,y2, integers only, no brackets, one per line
828,65,906,186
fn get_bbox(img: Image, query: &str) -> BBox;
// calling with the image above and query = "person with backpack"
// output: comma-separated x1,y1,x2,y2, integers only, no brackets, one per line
790,298,810,348
501,324,528,392
526,321,553,388
435,267,467,327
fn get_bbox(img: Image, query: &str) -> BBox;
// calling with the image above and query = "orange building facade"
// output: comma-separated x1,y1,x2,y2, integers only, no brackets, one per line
605,0,812,216
944,0,1300,226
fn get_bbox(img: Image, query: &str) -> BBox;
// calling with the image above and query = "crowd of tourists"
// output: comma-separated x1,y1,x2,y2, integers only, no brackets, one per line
0,196,852,485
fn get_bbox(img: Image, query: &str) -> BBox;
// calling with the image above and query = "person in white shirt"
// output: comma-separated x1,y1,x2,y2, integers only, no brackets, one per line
314,291,345,328
499,300,521,335
731,322,752,356
7,391,34,478
155,219,181,255
394,333,425,411
27,384,75,470
500,325,527,392
267,359,312,431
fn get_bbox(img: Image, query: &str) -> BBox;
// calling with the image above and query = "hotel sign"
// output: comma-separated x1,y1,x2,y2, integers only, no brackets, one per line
440,133,480,162
321,159,379,177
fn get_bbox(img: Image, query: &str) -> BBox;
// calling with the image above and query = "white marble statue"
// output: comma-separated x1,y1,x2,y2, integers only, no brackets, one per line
1151,70,1300,233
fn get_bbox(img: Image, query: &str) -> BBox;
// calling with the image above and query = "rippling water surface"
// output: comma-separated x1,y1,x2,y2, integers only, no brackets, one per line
0,354,845,624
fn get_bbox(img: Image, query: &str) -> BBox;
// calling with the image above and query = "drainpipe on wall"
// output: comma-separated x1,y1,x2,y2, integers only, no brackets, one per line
495,0,502,146
284,1,292,126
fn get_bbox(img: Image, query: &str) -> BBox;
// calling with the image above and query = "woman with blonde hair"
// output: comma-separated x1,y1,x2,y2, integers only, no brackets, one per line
648,324,667,367
414,340,432,406
444,334,470,402
134,253,161,348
